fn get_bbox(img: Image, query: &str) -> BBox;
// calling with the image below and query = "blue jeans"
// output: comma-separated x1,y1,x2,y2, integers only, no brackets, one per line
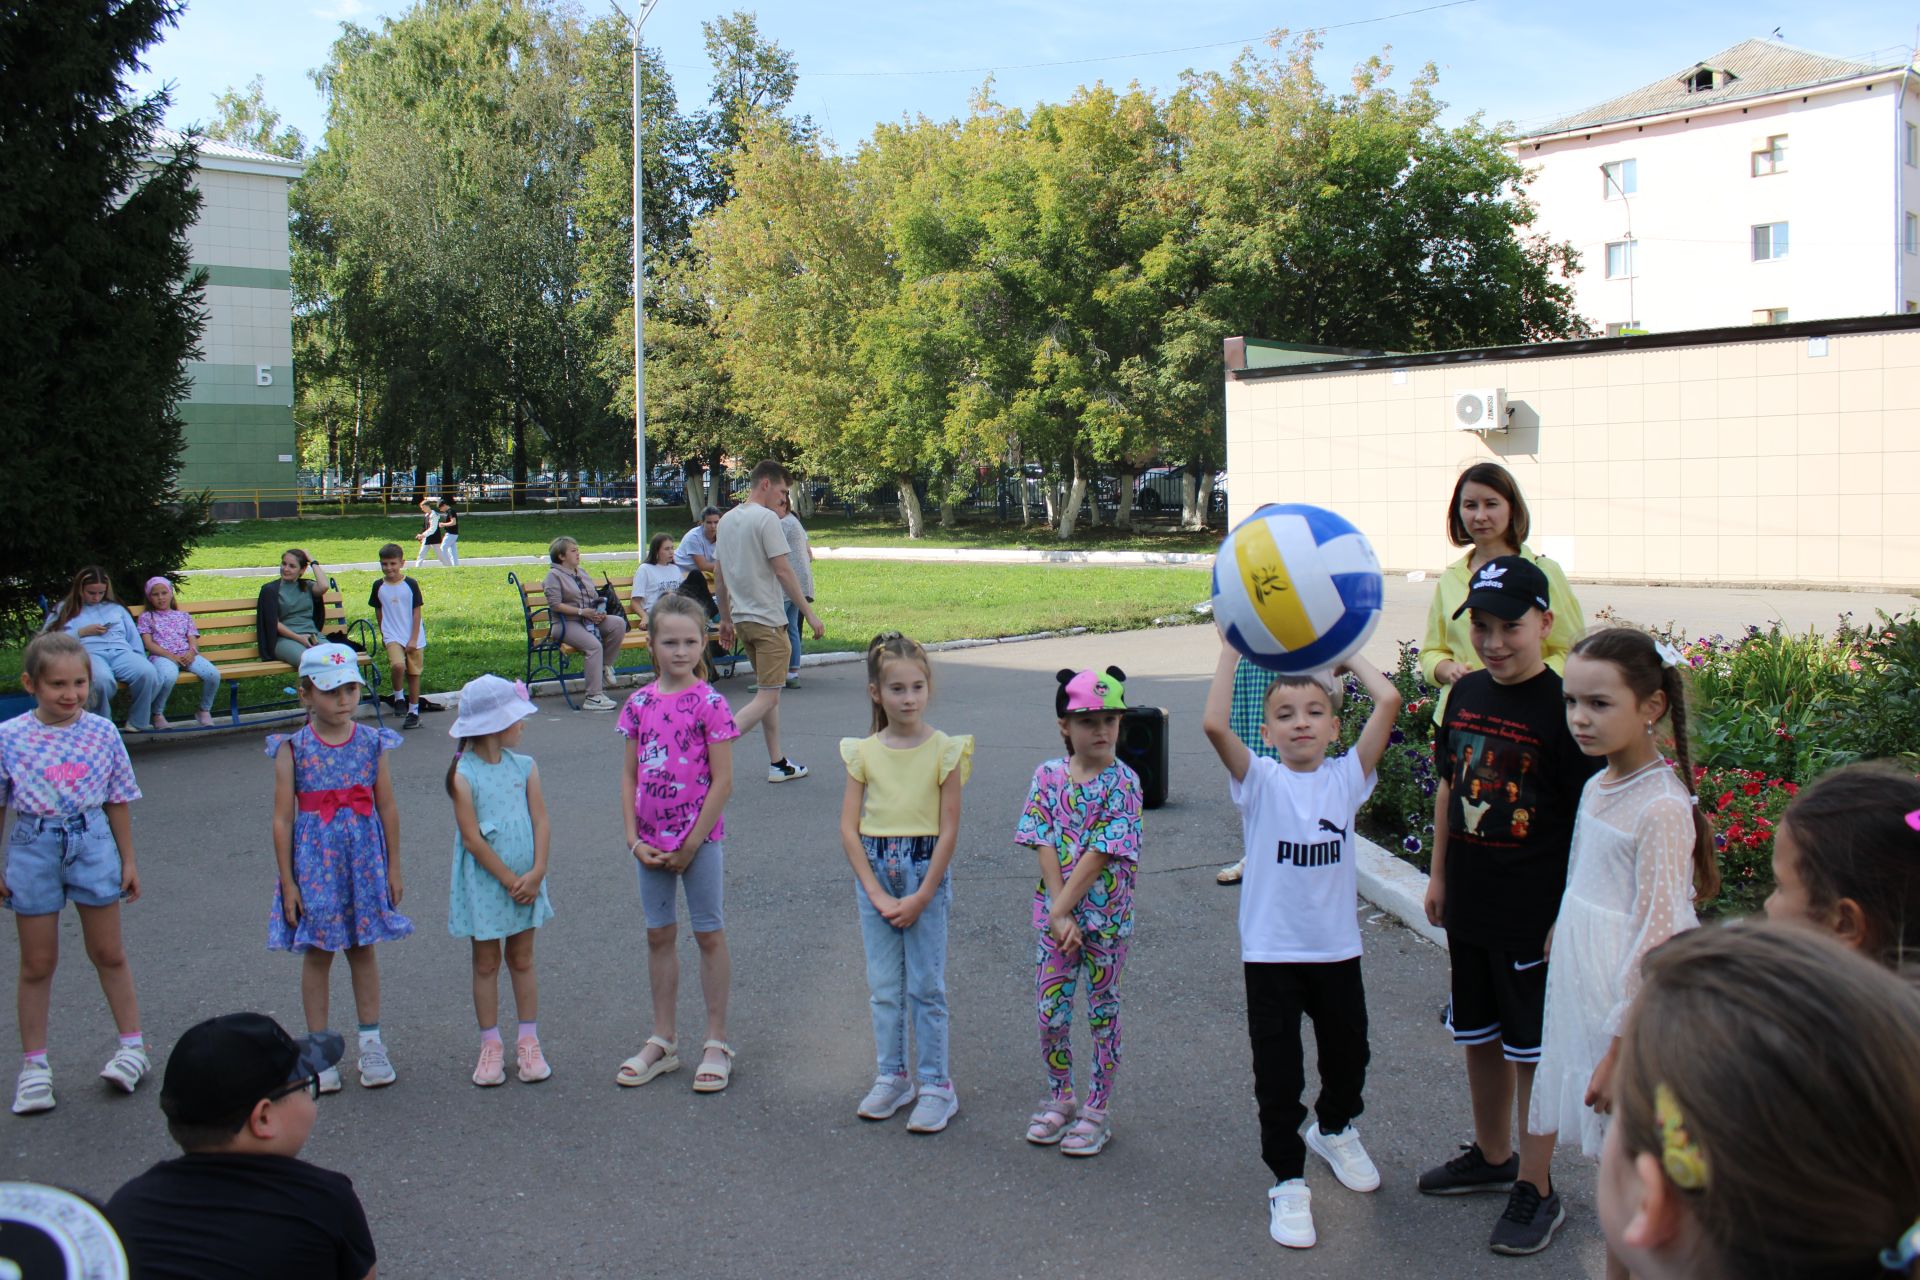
854,835,951,1084
150,654,222,714
783,599,803,677
4,810,123,915
88,650,162,729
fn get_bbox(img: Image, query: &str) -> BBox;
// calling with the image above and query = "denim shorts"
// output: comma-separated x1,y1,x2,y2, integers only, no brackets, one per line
637,841,724,932
5,809,124,916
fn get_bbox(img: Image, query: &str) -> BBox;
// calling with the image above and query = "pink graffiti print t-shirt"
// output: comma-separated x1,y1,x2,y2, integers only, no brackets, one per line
1014,757,1143,940
615,681,740,852
0,711,141,817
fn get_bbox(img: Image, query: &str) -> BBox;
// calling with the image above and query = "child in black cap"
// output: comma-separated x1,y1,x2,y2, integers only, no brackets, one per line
104,1013,375,1280
1416,555,1600,1257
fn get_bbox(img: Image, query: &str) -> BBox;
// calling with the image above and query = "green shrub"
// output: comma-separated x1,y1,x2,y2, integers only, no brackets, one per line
1338,640,1440,871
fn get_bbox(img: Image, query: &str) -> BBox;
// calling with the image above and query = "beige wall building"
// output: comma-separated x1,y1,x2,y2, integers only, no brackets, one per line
1222,316,1920,590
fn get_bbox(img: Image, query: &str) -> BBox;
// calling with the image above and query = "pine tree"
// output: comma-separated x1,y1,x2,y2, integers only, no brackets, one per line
0,0,211,633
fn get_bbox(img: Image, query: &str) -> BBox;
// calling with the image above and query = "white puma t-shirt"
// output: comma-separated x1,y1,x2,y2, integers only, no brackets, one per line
1229,752,1376,964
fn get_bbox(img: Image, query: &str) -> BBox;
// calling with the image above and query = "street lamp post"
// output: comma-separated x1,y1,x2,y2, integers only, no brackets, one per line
612,0,660,558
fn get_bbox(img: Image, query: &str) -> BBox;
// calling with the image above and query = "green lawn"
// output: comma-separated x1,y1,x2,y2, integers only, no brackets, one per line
4,561,1210,714
185,509,1221,570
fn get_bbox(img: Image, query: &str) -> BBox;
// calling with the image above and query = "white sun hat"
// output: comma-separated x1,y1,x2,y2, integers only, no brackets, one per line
449,675,539,739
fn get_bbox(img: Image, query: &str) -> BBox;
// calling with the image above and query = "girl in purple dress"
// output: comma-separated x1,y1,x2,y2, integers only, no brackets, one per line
268,644,411,1093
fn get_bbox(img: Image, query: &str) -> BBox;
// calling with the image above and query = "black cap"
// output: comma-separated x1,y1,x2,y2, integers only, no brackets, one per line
1451,555,1551,622
159,1014,344,1125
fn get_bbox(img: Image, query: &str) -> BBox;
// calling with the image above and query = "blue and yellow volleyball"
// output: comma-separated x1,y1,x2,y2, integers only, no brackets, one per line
1211,503,1384,673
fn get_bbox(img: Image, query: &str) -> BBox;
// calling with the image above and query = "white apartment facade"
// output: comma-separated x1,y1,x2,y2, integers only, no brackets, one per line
1515,40,1920,335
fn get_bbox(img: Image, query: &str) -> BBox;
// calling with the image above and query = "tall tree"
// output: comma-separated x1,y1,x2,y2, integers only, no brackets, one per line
206,76,307,159
0,0,211,629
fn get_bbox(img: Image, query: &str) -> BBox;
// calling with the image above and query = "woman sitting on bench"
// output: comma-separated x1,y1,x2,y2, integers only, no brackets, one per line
255,549,331,669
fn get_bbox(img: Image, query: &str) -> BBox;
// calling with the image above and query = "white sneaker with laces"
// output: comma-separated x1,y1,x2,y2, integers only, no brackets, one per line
767,758,809,784
1268,1179,1315,1249
906,1082,958,1133
358,1042,396,1088
1305,1123,1382,1192
581,693,618,712
99,1046,150,1093
855,1074,915,1120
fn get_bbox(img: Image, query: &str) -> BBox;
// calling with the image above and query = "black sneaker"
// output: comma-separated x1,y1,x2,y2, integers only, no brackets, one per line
388,693,407,712
402,711,420,730
1488,1181,1564,1256
420,698,445,712
1417,1143,1519,1195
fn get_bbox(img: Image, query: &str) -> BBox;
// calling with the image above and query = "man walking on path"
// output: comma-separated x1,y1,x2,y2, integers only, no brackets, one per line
715,460,825,783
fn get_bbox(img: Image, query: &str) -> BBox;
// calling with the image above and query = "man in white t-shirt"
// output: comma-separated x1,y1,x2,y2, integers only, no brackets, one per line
714,461,824,783
674,506,722,617
1200,631,1402,1252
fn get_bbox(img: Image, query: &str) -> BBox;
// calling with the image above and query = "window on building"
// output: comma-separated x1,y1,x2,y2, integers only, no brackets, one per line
1752,222,1789,261
1604,321,1642,337
1752,308,1789,324
1605,240,1636,278
1908,213,1918,255
1908,122,1918,167
1682,66,1730,93
1602,159,1637,198
1751,135,1787,176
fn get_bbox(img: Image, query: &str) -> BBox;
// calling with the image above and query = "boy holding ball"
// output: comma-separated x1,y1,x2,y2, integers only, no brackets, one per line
1418,556,1599,1256
1202,628,1401,1251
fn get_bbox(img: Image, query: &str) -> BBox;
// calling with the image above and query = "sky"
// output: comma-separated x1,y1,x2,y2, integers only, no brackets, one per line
128,0,1920,152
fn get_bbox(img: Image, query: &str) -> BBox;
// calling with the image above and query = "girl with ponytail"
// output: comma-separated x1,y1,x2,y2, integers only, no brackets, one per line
1527,627,1718,1279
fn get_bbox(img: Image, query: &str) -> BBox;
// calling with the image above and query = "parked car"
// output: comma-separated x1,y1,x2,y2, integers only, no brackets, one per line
1133,467,1226,514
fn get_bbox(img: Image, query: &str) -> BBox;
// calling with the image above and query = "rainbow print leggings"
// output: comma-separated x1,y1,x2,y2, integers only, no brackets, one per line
1035,929,1128,1111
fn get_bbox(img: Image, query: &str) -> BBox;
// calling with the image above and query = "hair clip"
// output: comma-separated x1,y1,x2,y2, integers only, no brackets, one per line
1655,1083,1708,1191
1881,1218,1920,1271
1653,638,1684,669
1688,794,1700,807
1906,809,1920,833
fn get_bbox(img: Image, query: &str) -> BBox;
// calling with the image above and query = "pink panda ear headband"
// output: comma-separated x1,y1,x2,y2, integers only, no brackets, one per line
1055,666,1129,716
1906,810,1920,833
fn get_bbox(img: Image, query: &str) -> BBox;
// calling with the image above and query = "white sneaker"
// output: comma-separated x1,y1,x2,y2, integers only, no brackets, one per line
1268,1179,1315,1248
1305,1123,1382,1192
855,1073,915,1120
358,1042,396,1088
603,667,620,689
906,1082,958,1133
317,1066,343,1094
1216,859,1245,885
767,757,809,784
12,1064,54,1115
99,1046,150,1093
581,693,618,712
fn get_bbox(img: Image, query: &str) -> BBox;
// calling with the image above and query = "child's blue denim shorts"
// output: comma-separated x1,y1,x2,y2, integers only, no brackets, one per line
5,809,124,916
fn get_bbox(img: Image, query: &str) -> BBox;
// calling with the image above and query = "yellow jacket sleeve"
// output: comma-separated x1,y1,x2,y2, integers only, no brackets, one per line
1536,553,1585,673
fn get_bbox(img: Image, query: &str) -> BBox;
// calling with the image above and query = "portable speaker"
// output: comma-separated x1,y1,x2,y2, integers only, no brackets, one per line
1117,706,1169,810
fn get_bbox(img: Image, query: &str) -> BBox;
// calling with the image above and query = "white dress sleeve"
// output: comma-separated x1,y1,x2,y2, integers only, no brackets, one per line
1603,788,1700,1036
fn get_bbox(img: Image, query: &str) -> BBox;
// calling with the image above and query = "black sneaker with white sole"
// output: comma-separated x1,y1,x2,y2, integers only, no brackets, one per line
767,757,809,784
403,711,420,729
1417,1142,1520,1195
1488,1181,1564,1256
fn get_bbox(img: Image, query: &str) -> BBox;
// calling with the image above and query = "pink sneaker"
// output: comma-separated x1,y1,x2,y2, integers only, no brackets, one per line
195,710,214,727
472,1039,505,1087
516,1037,552,1083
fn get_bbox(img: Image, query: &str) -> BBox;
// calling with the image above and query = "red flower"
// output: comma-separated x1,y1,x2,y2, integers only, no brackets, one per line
1717,791,1736,809
1784,782,1799,796
1742,781,1763,796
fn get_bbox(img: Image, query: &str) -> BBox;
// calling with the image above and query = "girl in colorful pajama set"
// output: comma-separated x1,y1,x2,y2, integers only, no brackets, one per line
1013,666,1144,1157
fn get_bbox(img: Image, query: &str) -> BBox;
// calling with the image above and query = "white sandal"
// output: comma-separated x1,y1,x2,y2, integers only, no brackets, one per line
1026,1097,1078,1145
615,1035,679,1087
691,1040,734,1093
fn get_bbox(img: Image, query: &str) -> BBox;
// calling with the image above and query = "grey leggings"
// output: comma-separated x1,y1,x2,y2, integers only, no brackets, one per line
637,842,724,932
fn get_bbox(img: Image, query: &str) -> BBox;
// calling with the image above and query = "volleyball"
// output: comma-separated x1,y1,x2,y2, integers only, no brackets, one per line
1211,503,1384,673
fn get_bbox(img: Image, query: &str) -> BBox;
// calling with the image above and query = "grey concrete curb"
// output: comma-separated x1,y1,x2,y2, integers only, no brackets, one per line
1356,834,1446,950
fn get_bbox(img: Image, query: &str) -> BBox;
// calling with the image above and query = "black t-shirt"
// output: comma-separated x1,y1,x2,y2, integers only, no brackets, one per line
106,1153,376,1280
1438,667,1601,950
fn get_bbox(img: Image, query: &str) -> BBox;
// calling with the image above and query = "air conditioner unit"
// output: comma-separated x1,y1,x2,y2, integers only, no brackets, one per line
1453,388,1508,433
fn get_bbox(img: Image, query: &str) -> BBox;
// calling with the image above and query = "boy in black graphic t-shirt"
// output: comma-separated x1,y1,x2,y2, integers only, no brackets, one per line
1417,556,1600,1258
1202,630,1403,1252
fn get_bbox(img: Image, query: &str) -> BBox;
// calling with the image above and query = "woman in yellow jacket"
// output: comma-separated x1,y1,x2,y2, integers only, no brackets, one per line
1419,463,1584,724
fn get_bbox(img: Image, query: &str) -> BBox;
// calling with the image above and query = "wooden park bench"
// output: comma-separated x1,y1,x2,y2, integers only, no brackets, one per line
507,570,738,710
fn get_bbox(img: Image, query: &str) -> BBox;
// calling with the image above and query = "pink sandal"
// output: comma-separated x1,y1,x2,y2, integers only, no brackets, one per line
1025,1097,1077,1145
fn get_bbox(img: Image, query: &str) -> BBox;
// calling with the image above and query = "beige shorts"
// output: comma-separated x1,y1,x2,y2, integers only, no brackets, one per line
383,642,424,677
734,620,791,690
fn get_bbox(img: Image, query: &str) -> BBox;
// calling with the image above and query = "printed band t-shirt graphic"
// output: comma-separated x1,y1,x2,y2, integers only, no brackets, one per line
1229,752,1375,963
616,682,740,851
1438,668,1601,950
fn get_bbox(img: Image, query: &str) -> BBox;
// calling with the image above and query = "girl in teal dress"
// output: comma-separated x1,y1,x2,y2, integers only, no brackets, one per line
446,675,552,1087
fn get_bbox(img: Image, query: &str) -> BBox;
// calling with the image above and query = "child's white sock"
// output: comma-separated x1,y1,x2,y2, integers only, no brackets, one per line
408,702,419,714
118,1032,144,1050
22,1051,47,1070
358,1024,381,1049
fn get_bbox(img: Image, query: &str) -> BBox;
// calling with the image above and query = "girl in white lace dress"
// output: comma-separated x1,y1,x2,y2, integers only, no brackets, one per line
1530,629,1719,1275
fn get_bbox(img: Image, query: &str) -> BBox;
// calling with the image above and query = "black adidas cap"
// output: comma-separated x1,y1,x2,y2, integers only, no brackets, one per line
1451,555,1551,622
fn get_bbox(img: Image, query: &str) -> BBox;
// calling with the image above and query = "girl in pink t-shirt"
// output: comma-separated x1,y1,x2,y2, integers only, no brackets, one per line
614,593,741,1092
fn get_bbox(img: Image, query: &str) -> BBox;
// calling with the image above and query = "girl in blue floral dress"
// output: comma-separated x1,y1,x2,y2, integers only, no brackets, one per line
267,644,412,1093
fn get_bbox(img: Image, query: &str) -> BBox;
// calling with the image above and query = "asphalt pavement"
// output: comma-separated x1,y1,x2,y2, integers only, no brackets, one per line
6,575,1915,1278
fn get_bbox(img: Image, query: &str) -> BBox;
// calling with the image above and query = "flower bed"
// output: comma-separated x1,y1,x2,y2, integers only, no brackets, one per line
1341,610,1919,917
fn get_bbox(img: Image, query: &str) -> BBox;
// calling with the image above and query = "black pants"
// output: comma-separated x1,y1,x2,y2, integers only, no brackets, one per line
1245,958,1370,1181
677,569,718,619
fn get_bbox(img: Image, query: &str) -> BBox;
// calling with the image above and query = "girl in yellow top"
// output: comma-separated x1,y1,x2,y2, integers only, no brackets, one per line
838,631,972,1134
1420,463,1584,723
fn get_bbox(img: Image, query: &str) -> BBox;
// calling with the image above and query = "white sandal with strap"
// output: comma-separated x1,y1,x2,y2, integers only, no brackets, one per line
1026,1097,1078,1145
615,1035,679,1087
691,1040,734,1093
